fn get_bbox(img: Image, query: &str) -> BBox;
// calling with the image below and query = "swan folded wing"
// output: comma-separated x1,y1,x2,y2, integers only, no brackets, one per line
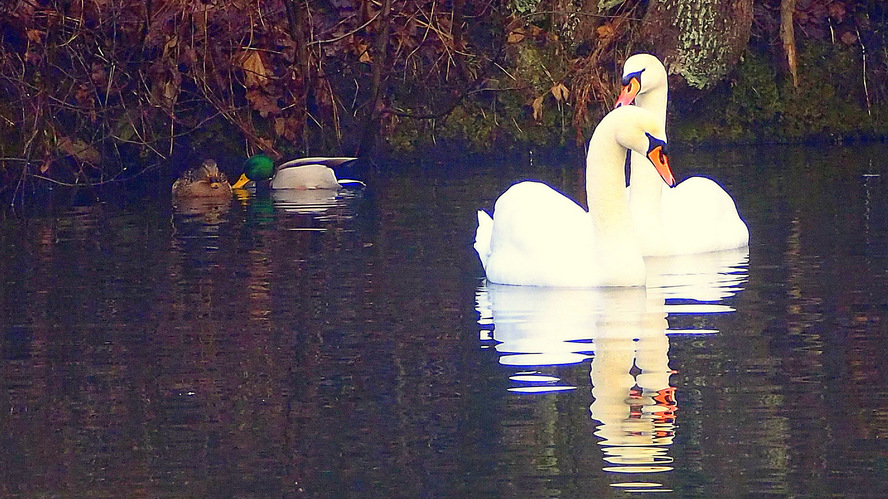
484,182,602,286
661,177,749,253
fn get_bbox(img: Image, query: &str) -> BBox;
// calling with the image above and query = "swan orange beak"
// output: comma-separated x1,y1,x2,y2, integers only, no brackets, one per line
646,133,675,187
614,71,643,108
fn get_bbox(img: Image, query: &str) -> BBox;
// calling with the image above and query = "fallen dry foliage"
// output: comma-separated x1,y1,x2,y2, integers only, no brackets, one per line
0,0,516,196
5,0,873,199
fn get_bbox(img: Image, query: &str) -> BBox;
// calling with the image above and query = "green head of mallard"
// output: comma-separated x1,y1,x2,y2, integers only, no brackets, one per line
232,154,275,189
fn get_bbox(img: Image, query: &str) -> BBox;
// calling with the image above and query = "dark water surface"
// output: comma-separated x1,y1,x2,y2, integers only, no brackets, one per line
2,145,888,496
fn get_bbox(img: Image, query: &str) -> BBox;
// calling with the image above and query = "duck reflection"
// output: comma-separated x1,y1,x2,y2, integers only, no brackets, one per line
271,188,343,215
266,189,367,234
171,196,231,225
476,248,749,491
171,197,232,267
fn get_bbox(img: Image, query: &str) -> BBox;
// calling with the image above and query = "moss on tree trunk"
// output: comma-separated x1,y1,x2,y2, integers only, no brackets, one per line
640,0,754,90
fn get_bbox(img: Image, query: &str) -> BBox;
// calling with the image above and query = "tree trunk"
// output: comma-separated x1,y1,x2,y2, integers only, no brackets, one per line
640,0,754,90
357,0,392,157
780,0,799,88
284,0,310,152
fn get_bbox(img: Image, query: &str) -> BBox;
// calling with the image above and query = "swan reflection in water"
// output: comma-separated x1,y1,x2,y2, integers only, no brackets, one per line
476,247,748,492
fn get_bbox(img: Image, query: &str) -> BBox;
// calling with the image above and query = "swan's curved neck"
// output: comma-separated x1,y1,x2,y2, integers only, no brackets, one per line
628,81,668,188
635,84,667,124
628,82,668,224
586,127,634,239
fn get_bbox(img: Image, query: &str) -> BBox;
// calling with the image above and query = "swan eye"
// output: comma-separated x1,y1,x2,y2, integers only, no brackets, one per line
615,70,644,108
648,146,664,164
621,69,645,87
656,144,669,163
644,133,675,186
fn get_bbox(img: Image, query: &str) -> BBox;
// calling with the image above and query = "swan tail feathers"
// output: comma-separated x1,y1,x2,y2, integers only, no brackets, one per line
474,210,494,269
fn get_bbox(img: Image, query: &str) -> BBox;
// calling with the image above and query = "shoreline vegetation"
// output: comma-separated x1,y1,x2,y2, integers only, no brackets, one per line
1,0,887,201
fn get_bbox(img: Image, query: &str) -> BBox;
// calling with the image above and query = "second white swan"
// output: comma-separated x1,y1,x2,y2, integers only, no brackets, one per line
616,53,749,255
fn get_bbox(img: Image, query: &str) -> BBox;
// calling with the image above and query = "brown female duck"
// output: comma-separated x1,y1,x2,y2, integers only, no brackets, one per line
171,159,232,199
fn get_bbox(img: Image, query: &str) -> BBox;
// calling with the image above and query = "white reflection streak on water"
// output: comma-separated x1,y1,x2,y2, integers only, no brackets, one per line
264,188,363,231
476,247,749,490
271,188,339,213
270,189,363,217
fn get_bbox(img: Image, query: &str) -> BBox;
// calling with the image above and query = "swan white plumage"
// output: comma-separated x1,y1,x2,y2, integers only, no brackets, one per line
616,53,749,255
475,105,675,287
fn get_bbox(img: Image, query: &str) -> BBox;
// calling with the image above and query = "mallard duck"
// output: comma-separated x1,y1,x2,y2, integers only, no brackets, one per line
171,159,232,199
231,154,364,190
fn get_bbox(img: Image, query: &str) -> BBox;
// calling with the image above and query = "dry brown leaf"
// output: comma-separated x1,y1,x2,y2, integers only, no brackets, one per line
840,31,857,45
274,117,285,137
506,17,524,32
353,39,372,62
596,24,614,39
282,117,299,142
242,51,268,88
828,2,846,22
246,89,281,117
25,51,41,65
26,29,44,43
162,35,178,59
551,83,569,103
532,95,544,121
162,79,179,108
90,62,107,86
58,137,101,165
507,31,525,44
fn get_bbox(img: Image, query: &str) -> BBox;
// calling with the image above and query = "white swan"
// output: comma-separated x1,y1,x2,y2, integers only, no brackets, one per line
475,105,675,287
616,53,749,255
